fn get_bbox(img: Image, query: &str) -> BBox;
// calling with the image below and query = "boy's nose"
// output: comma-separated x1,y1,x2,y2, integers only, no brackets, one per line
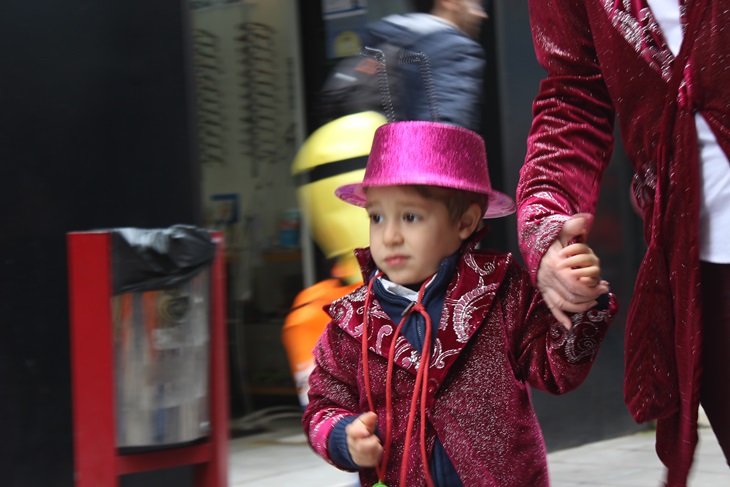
383,221,403,245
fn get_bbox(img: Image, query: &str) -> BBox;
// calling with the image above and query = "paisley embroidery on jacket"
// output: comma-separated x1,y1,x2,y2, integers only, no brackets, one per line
550,318,601,363
330,299,354,331
453,284,497,343
464,253,495,277
518,205,569,274
430,337,460,369
601,0,673,79
404,349,419,369
350,285,369,303
314,411,349,459
374,324,394,355
438,304,452,331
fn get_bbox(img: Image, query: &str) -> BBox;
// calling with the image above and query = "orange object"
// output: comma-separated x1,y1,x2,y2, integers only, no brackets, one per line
281,278,361,406
285,111,383,406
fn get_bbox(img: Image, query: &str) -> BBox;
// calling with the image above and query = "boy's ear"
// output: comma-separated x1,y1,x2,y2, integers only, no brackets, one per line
457,203,482,240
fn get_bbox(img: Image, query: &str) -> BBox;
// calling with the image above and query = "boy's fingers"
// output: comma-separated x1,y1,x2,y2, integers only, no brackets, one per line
347,429,383,467
346,417,372,439
568,265,601,279
558,255,598,270
550,306,573,330
357,412,378,434
558,242,594,258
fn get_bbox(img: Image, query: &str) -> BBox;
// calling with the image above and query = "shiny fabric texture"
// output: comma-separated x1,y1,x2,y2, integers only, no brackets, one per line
335,121,516,218
517,0,730,485
303,234,617,486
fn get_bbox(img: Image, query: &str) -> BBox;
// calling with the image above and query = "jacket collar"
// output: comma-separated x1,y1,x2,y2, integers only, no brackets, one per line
344,226,508,390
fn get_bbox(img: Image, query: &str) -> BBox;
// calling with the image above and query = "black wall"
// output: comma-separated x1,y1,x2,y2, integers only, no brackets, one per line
0,2,200,485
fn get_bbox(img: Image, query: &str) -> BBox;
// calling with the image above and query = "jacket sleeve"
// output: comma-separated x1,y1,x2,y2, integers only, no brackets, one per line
517,0,616,282
503,261,617,394
302,321,362,470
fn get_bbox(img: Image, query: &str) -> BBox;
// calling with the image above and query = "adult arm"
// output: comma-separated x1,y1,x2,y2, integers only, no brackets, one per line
517,0,616,312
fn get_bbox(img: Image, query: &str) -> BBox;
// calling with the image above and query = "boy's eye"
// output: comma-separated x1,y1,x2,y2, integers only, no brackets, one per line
404,213,420,223
369,213,383,224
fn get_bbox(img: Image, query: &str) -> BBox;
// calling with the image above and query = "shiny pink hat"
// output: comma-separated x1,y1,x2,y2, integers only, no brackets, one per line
335,121,515,218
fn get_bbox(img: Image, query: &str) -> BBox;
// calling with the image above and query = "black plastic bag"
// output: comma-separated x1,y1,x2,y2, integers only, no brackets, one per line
111,224,216,294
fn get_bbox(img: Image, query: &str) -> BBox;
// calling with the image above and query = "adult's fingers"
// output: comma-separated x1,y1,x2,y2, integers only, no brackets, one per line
557,213,594,247
539,289,574,329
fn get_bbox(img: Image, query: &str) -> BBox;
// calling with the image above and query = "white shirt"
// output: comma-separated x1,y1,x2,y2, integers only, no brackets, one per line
380,274,436,302
647,0,730,263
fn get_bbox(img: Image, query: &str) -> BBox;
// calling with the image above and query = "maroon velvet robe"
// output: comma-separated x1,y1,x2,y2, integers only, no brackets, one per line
517,1,730,485
303,238,616,486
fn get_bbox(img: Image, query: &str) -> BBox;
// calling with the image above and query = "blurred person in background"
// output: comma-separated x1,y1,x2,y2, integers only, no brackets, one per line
319,0,489,133
516,1,730,486
362,0,488,132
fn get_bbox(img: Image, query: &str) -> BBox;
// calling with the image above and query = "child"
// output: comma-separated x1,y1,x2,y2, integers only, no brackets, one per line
302,121,616,487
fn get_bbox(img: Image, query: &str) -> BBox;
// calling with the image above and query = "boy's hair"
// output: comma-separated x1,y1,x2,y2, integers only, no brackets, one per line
411,185,489,223
412,0,492,14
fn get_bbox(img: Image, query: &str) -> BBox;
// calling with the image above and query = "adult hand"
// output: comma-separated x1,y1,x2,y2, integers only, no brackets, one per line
345,411,383,467
537,214,609,329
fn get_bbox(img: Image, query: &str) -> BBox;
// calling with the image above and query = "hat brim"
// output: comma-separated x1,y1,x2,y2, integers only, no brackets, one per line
335,183,516,219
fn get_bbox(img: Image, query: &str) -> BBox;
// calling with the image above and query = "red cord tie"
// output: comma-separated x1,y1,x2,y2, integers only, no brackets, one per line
362,275,436,487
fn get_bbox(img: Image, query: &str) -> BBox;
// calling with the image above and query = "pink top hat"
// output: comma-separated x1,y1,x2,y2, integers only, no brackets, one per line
335,121,515,218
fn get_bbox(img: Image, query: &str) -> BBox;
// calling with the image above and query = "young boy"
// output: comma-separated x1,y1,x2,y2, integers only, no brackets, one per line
302,121,616,487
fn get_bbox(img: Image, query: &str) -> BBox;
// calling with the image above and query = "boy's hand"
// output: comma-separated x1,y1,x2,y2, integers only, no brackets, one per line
537,214,609,330
559,240,609,290
346,412,383,467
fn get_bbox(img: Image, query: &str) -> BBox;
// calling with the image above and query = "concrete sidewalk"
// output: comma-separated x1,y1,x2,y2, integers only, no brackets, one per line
548,427,728,486
228,411,729,486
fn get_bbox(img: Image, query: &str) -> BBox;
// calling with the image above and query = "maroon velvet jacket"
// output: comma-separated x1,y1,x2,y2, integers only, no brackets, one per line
303,237,616,486
517,1,730,485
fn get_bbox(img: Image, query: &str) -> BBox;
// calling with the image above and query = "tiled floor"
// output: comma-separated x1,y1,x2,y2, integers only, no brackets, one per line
228,409,729,486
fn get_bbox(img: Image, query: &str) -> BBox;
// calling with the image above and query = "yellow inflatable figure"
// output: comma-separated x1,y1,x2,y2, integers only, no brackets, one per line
282,111,387,406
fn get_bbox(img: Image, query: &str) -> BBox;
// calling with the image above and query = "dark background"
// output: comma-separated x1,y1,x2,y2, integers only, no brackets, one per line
0,1,199,485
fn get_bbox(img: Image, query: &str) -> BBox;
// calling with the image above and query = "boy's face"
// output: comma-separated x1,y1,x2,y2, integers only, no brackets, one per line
365,186,475,287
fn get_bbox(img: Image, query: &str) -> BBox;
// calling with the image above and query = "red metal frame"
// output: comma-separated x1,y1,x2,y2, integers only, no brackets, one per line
67,230,229,487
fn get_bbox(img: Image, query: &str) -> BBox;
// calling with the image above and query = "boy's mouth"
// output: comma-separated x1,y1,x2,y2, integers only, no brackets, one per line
384,255,408,266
